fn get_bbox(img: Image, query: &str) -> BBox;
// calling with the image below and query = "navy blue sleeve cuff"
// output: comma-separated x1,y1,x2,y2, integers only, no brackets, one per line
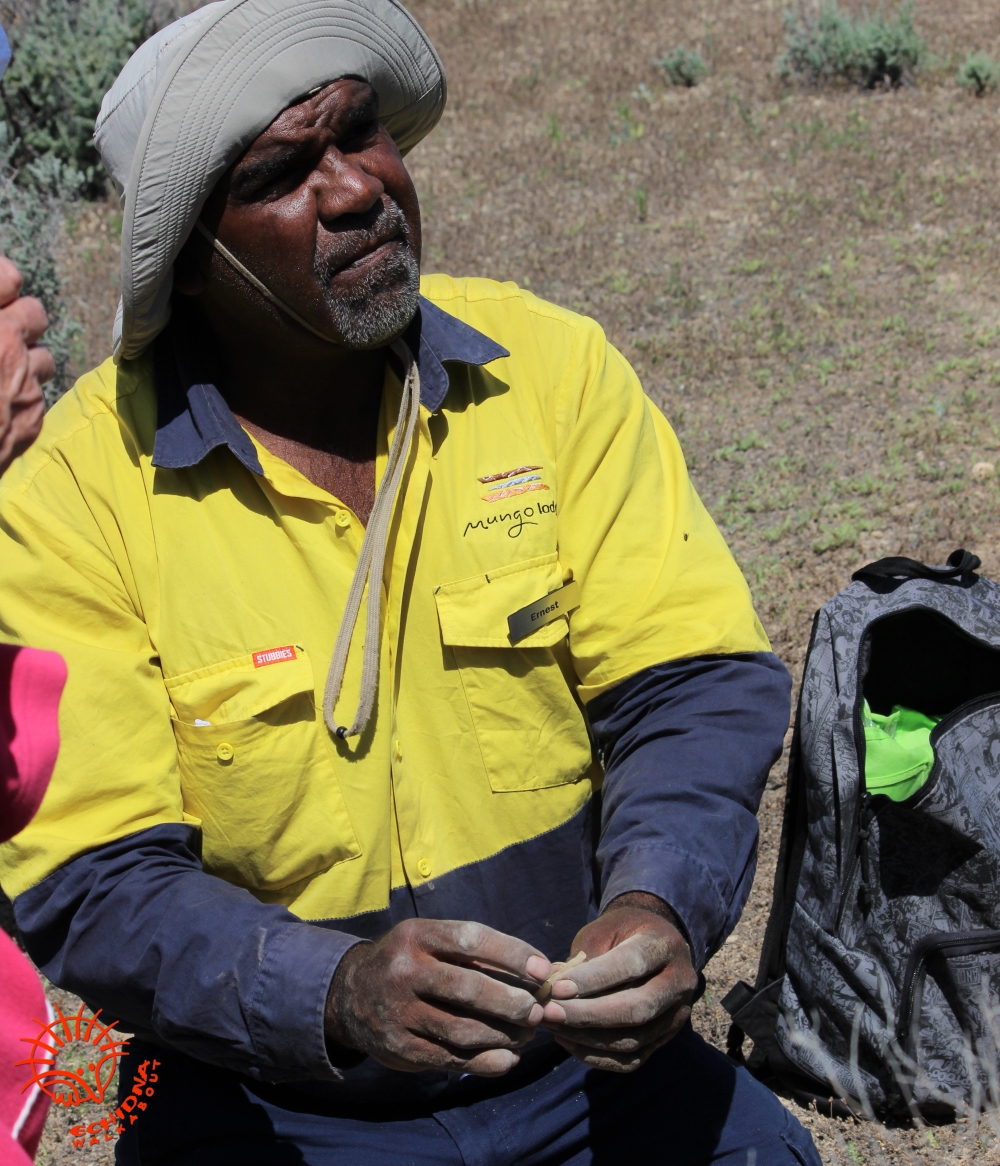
249,918,364,1081
588,652,791,968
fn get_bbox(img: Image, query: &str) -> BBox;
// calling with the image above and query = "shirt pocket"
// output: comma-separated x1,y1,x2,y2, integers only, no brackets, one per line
165,648,361,893
434,553,594,792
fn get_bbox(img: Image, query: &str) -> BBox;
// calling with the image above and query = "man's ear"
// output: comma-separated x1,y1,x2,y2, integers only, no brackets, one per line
173,234,207,296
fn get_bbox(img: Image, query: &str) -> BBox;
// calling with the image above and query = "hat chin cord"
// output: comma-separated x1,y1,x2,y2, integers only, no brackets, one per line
193,219,421,741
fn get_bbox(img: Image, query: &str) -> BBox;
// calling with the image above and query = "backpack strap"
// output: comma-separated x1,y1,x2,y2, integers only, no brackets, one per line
852,548,980,585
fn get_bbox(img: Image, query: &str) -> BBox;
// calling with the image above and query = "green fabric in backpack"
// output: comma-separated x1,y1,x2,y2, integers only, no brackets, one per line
862,702,941,801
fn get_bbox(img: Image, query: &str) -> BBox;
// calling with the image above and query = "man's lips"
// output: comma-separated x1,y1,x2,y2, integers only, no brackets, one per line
326,234,404,278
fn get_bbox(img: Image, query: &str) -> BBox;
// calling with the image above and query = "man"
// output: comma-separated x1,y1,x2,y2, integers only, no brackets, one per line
0,2,820,1163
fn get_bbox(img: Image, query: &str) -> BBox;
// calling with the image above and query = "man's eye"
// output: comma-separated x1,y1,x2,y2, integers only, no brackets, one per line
343,119,380,148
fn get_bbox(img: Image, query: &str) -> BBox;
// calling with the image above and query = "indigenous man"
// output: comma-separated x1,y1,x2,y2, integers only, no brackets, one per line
0,3,820,1163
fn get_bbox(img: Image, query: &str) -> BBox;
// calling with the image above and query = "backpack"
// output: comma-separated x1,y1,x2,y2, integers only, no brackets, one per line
723,550,1000,1119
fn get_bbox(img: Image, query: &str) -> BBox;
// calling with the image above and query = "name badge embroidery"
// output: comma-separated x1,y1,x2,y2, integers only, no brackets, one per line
253,645,296,668
507,582,581,645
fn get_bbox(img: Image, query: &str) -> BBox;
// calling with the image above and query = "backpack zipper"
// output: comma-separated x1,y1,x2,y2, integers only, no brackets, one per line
895,929,1000,1053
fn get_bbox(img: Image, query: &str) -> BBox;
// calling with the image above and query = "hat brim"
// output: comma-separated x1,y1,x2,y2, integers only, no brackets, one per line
116,0,445,361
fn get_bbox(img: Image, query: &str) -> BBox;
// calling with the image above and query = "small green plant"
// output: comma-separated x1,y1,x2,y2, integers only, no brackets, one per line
654,47,709,88
778,1,925,89
546,114,561,142
957,52,1000,97
633,186,648,221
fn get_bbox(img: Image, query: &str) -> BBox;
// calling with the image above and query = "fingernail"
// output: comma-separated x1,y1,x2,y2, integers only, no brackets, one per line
528,1003,544,1025
542,1002,566,1023
551,979,579,999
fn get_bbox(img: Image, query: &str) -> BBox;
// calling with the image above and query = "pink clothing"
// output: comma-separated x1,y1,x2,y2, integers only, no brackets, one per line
0,645,66,1163
0,646,66,844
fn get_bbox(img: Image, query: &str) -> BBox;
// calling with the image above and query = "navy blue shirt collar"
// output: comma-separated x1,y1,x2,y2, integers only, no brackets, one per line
151,297,508,476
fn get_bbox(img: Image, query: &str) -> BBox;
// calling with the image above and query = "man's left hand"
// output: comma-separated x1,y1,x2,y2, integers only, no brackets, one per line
539,891,699,1073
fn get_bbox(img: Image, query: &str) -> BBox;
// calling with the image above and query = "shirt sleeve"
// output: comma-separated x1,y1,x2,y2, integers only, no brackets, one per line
588,654,792,969
552,311,771,701
13,823,363,1082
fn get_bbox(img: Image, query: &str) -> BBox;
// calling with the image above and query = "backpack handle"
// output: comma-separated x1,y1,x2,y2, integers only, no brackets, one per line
852,548,981,585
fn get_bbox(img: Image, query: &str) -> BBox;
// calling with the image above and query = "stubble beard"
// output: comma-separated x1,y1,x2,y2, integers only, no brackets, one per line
314,199,420,350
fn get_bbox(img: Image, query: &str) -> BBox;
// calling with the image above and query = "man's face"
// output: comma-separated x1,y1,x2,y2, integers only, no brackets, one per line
197,79,421,350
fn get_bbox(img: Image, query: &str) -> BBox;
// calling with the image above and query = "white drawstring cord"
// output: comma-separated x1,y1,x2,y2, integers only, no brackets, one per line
322,340,420,738
195,220,421,739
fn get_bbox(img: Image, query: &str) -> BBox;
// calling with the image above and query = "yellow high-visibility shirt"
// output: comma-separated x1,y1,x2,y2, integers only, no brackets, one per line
0,275,768,931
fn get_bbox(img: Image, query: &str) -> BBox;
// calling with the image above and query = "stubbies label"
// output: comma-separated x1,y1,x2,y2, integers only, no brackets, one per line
253,645,296,668
507,581,581,645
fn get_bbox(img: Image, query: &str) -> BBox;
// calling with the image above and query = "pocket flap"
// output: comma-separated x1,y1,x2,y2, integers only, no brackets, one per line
434,554,570,648
166,646,315,725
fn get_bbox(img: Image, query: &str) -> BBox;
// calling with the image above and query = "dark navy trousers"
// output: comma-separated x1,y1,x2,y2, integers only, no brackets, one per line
115,1024,821,1166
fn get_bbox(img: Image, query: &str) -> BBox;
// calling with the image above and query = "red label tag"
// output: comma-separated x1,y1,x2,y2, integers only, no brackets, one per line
253,645,296,668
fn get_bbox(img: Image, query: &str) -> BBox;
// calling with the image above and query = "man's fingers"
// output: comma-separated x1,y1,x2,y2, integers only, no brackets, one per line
549,933,669,999
542,980,677,1029
418,920,551,984
0,296,50,345
552,1034,649,1073
544,1005,688,1054
417,959,544,1027
415,1006,534,1052
0,258,23,307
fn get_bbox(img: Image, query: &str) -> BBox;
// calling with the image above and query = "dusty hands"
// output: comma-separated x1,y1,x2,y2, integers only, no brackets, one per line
0,257,53,475
540,891,699,1072
325,919,551,1076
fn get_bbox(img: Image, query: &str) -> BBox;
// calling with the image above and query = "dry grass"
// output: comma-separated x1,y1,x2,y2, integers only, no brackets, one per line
40,0,1000,1162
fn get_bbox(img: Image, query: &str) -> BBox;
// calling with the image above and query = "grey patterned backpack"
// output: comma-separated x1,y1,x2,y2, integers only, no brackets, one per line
723,550,1000,1119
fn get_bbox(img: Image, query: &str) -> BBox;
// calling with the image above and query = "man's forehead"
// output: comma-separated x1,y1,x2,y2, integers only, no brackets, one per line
253,78,379,146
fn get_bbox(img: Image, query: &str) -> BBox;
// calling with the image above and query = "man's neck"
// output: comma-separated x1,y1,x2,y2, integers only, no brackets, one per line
171,298,389,520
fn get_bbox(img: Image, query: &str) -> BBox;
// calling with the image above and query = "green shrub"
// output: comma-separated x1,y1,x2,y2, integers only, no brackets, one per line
1,0,151,195
778,2,925,89
654,47,709,88
0,124,83,400
957,51,1000,97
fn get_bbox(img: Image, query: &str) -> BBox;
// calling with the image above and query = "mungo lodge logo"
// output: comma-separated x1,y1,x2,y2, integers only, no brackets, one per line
15,1000,157,1149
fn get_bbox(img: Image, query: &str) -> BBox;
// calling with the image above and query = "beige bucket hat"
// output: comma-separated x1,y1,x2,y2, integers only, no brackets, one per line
94,0,446,362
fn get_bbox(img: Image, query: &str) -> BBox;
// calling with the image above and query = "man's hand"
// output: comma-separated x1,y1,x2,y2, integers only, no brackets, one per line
0,257,53,475
539,891,698,1073
324,919,552,1077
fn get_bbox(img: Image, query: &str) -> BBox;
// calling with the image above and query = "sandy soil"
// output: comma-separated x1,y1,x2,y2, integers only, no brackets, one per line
30,1,1000,1162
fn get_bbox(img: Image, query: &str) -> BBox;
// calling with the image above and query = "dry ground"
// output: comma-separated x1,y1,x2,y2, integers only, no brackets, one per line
36,0,1000,1162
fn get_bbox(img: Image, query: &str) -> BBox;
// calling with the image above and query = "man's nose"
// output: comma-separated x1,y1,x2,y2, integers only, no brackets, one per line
313,151,385,223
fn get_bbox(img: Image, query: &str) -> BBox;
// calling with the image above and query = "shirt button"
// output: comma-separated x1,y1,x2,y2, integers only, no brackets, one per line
335,510,351,530
416,857,432,878
216,742,234,762
394,739,403,762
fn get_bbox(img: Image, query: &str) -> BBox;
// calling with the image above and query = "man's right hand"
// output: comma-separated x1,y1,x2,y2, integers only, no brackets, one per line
0,256,54,476
324,919,551,1076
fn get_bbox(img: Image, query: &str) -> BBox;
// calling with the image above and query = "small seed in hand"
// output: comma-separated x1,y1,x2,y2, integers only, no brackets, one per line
534,950,587,1002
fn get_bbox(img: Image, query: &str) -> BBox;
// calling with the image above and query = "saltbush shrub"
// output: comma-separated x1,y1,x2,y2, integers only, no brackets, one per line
778,2,925,89
0,0,153,397
0,124,83,398
655,47,709,89
957,51,1000,97
1,0,150,195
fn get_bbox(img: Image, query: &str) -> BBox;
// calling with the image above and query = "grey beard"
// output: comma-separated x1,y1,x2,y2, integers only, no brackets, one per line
314,229,420,349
